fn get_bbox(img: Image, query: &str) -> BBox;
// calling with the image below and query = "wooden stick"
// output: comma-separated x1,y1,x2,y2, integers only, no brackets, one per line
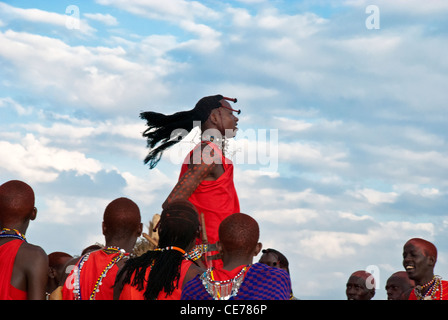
200,212,212,269
142,233,158,247
200,212,208,245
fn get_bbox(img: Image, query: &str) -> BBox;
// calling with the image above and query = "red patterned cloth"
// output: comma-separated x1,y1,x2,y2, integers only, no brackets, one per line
408,279,448,300
62,250,125,300
0,240,27,300
180,141,240,246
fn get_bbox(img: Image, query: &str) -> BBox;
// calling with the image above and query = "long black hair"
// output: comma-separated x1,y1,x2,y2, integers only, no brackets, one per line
116,200,200,300
140,95,224,169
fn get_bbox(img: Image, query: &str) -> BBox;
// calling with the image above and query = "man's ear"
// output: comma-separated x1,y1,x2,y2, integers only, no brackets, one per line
253,242,262,257
137,223,143,237
102,221,106,236
30,207,38,221
216,241,223,254
428,255,437,268
48,266,56,279
208,109,220,126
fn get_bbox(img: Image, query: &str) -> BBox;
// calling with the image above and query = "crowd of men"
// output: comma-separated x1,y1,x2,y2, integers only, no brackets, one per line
1,95,445,300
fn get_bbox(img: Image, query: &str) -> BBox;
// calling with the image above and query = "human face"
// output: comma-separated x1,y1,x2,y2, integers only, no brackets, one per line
218,100,239,138
403,241,435,285
346,276,374,300
385,276,412,300
259,252,280,268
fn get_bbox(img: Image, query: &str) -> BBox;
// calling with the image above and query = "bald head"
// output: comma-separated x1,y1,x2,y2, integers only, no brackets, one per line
103,197,142,240
405,238,437,262
219,213,259,256
386,271,415,300
0,180,36,227
346,270,376,300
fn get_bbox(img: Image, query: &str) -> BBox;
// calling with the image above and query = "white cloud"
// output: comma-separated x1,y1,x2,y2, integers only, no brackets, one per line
0,2,95,35
96,0,219,22
96,0,221,52
121,170,175,207
347,188,398,205
296,219,434,261
278,141,349,169
0,134,102,183
84,13,118,26
272,117,313,132
0,96,32,115
0,29,175,113
344,0,448,15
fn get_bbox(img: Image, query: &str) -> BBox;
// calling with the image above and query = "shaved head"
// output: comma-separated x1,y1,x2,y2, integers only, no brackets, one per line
405,238,437,262
103,197,141,240
219,213,259,256
0,180,35,227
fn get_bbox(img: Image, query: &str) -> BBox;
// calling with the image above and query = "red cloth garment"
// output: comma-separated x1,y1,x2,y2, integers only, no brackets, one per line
408,279,448,300
0,240,27,300
119,259,193,300
62,250,124,300
180,141,240,246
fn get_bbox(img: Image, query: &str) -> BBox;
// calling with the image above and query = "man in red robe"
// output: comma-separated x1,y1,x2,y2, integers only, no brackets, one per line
116,200,203,300
0,180,48,300
62,197,142,300
403,238,448,300
181,213,292,300
141,95,241,267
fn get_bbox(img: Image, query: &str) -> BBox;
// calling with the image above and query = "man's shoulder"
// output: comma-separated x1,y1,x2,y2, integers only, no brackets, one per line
251,262,289,277
19,242,47,259
16,242,48,272
248,263,292,287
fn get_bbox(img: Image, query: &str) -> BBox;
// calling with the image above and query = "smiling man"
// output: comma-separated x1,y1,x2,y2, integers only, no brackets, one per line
403,238,448,300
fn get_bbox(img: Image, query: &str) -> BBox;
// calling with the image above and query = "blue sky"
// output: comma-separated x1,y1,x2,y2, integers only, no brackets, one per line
0,0,447,300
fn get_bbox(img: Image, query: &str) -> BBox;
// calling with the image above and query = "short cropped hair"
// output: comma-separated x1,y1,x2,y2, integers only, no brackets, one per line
0,180,35,226
406,238,438,262
219,213,259,256
103,197,141,239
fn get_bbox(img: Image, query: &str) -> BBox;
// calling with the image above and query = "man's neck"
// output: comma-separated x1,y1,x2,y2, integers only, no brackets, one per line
221,255,253,271
416,273,436,287
202,135,224,149
104,238,135,253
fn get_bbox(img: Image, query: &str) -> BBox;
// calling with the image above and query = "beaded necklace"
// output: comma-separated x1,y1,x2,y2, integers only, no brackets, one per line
202,137,229,157
414,275,443,300
73,246,129,300
154,246,186,255
183,245,205,261
0,228,27,242
200,265,249,300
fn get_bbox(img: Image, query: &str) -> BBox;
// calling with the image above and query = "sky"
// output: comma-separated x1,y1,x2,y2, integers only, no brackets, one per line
0,0,447,300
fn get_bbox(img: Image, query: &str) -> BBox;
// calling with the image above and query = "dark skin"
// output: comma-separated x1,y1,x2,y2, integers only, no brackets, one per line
259,252,279,268
46,254,73,296
403,241,436,287
346,272,375,300
385,271,415,300
61,220,143,290
162,100,239,209
0,208,48,300
217,241,262,272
